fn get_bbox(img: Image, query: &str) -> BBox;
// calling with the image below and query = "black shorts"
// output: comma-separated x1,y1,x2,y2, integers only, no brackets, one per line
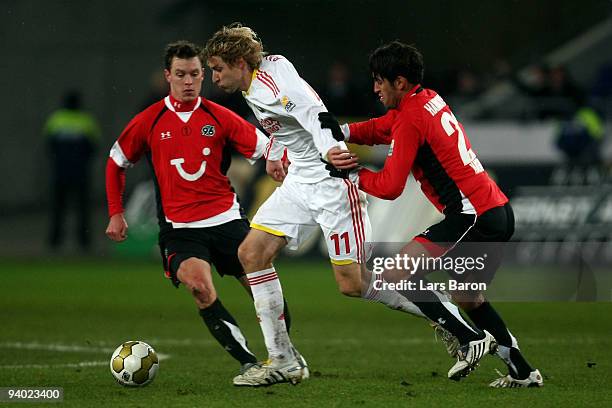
158,218,250,288
415,203,514,284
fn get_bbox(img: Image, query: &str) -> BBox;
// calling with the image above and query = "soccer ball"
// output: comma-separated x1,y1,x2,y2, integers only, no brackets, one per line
110,341,159,387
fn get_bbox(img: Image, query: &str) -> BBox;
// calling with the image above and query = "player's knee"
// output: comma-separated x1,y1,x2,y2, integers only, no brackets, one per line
238,241,269,269
177,262,216,307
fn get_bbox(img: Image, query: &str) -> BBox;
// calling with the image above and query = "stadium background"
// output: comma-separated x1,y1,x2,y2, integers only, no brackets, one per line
1,0,611,256
1,1,612,406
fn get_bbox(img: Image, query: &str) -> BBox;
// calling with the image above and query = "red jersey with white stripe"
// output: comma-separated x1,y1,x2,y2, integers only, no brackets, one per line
108,95,269,224
349,86,508,215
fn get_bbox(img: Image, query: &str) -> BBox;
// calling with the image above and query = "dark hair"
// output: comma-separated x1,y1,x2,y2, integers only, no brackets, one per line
369,41,424,84
164,40,204,70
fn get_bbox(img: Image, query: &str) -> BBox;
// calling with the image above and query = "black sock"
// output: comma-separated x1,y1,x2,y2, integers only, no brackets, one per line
283,297,292,334
466,302,534,378
199,298,257,365
400,285,482,345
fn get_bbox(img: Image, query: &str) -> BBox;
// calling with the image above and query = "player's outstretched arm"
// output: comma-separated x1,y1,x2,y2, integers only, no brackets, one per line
347,110,397,146
358,119,420,200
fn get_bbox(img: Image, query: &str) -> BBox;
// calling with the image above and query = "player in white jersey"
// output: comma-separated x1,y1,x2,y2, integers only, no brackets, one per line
204,23,496,386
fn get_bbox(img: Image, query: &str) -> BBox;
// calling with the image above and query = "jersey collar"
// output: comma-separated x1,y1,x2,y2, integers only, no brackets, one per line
243,69,259,96
167,94,200,112
398,84,423,109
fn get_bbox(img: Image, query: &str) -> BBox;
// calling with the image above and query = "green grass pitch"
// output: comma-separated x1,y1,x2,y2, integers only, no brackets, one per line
1,258,611,407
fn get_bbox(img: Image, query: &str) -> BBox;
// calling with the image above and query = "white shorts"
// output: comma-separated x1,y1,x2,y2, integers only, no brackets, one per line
251,176,372,264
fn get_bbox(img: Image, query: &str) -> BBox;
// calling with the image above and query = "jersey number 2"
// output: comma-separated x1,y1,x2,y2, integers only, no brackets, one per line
440,112,484,174
330,232,350,255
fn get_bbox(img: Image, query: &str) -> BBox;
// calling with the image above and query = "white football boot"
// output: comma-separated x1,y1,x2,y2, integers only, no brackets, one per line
291,346,310,379
489,369,544,388
233,349,307,387
448,330,497,380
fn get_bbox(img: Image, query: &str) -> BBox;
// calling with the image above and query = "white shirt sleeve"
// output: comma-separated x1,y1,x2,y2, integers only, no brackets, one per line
245,128,275,164
109,141,134,168
264,136,285,161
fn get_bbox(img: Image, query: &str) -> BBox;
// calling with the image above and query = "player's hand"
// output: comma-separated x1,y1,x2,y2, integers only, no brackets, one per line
266,159,287,182
320,156,360,184
326,146,359,170
106,213,128,242
318,112,346,142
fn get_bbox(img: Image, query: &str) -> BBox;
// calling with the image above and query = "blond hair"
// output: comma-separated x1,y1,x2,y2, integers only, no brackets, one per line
203,23,264,70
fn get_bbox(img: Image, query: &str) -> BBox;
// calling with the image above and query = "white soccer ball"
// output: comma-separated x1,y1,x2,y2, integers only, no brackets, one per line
110,341,159,387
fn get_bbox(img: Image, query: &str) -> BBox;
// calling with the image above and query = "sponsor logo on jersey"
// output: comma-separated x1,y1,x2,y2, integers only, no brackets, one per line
160,131,172,140
388,139,395,156
259,118,282,134
170,148,211,182
281,96,296,112
201,125,215,137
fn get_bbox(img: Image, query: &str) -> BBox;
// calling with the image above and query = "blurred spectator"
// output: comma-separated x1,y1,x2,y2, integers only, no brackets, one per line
556,106,605,166
455,69,481,97
515,64,585,120
447,69,482,113
319,61,363,116
44,90,101,251
139,70,168,111
548,65,585,106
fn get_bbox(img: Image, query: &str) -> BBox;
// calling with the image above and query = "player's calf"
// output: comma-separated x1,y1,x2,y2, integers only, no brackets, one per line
332,263,362,297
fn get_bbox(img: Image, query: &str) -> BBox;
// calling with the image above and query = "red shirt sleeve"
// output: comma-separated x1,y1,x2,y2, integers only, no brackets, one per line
106,110,152,217
348,110,398,146
112,113,149,166
357,112,422,200
211,103,258,158
105,158,126,217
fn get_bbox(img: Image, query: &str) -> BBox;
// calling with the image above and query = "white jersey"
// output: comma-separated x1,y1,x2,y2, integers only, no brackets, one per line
242,55,345,183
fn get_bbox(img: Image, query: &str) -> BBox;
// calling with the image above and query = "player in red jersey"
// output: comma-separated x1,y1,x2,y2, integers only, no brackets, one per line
105,41,298,380
321,41,542,387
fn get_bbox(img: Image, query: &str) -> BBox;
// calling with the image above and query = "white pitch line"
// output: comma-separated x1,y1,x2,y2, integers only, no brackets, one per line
0,361,109,369
0,341,113,353
0,341,170,370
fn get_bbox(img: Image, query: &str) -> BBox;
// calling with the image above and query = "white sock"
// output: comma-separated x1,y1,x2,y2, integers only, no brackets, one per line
247,267,293,362
364,272,425,318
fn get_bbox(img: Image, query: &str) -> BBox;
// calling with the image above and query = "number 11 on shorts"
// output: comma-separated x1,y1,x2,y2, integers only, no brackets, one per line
330,232,350,255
